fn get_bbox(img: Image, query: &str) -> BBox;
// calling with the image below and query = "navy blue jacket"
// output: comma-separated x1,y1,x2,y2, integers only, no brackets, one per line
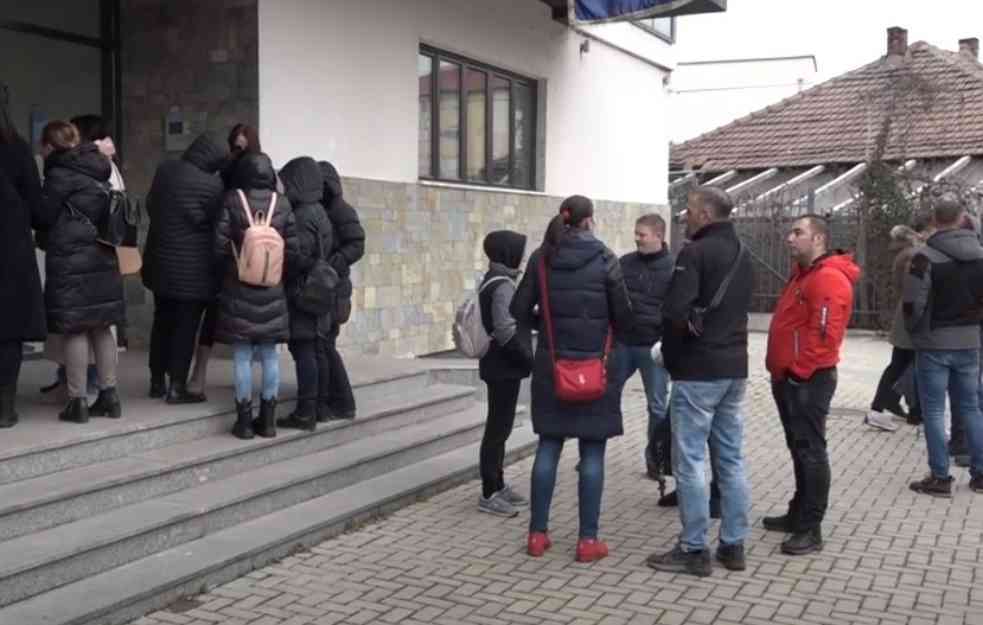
617,244,674,346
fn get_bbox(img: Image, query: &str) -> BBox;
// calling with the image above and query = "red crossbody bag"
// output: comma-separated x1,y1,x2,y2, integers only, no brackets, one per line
537,255,612,403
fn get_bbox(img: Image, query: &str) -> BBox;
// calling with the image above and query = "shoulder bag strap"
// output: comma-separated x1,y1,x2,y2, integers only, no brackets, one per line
536,255,558,365
707,240,746,311
237,190,255,227
264,192,277,227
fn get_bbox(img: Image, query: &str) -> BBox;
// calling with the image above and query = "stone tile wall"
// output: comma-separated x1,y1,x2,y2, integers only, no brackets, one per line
338,179,665,356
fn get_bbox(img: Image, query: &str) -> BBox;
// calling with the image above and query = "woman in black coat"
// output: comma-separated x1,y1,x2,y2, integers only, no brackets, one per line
510,195,633,563
38,121,126,424
0,89,50,427
214,152,299,440
278,156,334,431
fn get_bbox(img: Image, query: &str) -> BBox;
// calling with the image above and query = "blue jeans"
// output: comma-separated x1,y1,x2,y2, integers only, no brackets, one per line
915,349,983,478
529,436,607,539
233,343,280,402
611,342,670,463
671,379,750,552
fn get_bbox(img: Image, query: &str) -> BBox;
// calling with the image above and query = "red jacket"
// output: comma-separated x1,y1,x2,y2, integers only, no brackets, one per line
766,253,861,381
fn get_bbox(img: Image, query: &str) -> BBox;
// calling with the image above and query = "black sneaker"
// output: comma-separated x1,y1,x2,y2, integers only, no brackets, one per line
762,514,794,533
646,545,712,577
781,528,823,556
909,475,953,498
715,543,746,571
970,475,983,493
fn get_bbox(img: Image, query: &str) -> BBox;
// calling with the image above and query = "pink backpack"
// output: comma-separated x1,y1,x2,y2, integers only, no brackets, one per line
232,190,284,287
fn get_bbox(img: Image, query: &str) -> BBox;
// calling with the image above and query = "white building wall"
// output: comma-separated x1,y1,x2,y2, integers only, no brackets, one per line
258,0,672,205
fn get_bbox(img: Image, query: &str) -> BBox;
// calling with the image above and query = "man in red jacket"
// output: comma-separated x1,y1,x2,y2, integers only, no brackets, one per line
764,214,860,555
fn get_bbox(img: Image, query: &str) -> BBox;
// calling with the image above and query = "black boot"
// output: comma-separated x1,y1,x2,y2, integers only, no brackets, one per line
781,527,823,555
277,399,316,432
59,397,90,424
148,374,168,399
88,388,122,419
232,399,254,440
166,380,206,405
0,385,18,428
253,397,277,438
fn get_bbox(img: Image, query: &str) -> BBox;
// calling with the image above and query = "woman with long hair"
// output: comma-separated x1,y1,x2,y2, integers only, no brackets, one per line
0,83,49,427
510,195,633,562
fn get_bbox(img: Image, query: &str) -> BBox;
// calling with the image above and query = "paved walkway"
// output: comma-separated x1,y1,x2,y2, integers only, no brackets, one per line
136,334,983,625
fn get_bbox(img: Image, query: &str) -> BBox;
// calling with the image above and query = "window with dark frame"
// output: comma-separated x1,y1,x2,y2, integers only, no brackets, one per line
418,46,537,190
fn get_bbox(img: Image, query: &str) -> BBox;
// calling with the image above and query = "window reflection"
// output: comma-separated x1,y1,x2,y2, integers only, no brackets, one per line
438,61,461,180
465,68,486,182
418,54,433,178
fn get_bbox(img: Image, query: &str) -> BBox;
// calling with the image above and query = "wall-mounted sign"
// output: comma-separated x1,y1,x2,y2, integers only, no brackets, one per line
163,109,208,153
571,0,726,23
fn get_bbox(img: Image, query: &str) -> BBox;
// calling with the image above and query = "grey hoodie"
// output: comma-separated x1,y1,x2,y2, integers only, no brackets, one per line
903,228,983,350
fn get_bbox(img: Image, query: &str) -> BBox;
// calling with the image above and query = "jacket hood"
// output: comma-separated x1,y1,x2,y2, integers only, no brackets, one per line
45,142,111,182
318,161,343,201
483,230,526,270
551,231,606,271
279,157,323,205
231,152,277,191
927,228,983,262
182,133,228,174
804,251,861,285
888,224,920,251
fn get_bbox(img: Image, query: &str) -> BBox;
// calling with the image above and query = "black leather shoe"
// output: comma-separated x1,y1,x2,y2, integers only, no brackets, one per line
88,388,122,419
715,542,746,571
646,545,712,577
781,528,823,555
762,514,795,533
166,382,206,405
253,398,277,438
232,400,254,440
59,397,90,424
277,399,317,432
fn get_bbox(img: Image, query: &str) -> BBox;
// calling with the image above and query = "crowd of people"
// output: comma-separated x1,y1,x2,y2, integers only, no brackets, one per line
473,183,982,575
0,94,363,437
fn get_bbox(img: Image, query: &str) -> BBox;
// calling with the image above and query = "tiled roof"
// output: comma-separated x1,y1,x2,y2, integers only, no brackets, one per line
670,42,983,172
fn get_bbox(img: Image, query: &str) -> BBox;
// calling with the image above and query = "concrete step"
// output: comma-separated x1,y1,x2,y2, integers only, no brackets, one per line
0,369,432,486
0,425,538,625
0,384,474,543
0,402,492,609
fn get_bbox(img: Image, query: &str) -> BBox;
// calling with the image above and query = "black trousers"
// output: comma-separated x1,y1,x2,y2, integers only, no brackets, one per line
149,297,208,385
288,337,331,401
871,347,920,416
480,379,521,498
772,368,837,532
198,301,218,348
324,323,355,414
0,341,24,388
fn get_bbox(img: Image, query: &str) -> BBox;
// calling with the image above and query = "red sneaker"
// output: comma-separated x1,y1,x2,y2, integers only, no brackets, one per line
527,532,552,557
576,538,609,563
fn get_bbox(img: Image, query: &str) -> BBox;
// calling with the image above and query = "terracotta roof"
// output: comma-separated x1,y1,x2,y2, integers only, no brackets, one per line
670,42,983,172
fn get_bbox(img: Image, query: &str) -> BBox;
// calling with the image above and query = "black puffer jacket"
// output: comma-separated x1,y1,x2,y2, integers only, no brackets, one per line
40,143,125,334
213,153,299,345
617,244,674,346
511,231,634,440
143,133,227,300
0,138,48,342
318,162,364,302
280,157,334,341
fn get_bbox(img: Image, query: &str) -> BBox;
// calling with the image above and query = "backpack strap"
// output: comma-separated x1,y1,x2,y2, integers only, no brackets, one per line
264,192,277,227
478,275,511,294
236,190,256,227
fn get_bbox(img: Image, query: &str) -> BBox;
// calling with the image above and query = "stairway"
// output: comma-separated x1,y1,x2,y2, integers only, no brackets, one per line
0,356,536,625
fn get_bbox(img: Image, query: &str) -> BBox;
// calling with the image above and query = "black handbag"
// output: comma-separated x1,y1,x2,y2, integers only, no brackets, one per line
295,230,339,316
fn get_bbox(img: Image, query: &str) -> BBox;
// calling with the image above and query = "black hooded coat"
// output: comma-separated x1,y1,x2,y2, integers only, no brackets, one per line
142,133,228,300
40,143,125,334
280,157,334,341
478,230,533,382
213,153,299,344
318,162,364,307
0,137,48,342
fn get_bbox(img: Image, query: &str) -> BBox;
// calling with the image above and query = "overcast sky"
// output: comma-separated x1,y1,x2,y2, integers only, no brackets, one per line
672,0,983,82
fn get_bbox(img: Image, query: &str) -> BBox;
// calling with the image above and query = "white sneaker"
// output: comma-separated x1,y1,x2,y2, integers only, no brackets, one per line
865,410,899,432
